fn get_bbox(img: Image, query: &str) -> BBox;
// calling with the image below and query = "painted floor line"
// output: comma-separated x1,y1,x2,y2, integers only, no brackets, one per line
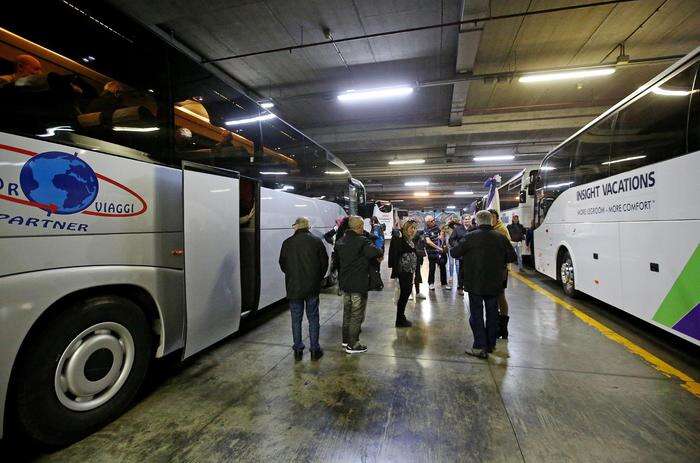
510,271,700,397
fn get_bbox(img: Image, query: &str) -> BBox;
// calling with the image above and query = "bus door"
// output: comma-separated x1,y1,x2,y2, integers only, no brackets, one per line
239,176,261,315
182,162,242,357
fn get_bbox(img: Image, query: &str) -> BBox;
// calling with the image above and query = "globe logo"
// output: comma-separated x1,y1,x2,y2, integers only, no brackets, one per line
19,151,99,215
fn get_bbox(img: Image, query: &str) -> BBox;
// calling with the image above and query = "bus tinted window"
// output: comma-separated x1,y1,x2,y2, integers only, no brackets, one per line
537,142,574,222
611,63,697,174
0,6,169,161
572,115,613,186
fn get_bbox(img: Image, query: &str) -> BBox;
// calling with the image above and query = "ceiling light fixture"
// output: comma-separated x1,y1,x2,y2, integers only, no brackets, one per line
112,126,159,132
539,166,556,171
453,191,474,195
601,155,646,165
325,170,348,175
260,101,275,109
225,113,276,126
405,181,429,186
651,86,695,97
519,67,615,83
388,159,425,165
260,171,288,175
337,86,413,102
414,191,429,197
446,205,456,209
473,155,515,162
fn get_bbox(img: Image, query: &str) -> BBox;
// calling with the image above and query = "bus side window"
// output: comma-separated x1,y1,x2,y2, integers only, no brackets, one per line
573,115,613,186
611,63,698,174
537,142,574,223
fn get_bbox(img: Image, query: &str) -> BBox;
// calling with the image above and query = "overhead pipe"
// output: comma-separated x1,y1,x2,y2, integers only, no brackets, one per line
203,0,639,63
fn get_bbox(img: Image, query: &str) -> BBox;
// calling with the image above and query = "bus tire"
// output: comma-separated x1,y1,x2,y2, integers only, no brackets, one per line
12,295,152,447
559,250,578,298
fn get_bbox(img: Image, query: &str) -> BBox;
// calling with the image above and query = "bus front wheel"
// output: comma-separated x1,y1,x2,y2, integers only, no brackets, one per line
559,251,577,297
12,295,152,447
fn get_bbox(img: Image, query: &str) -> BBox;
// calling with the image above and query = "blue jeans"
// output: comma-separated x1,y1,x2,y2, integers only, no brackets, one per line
468,294,499,351
289,295,321,352
447,254,459,281
513,242,523,269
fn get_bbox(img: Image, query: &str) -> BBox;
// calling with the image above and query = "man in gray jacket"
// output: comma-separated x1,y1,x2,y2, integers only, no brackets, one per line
279,217,329,361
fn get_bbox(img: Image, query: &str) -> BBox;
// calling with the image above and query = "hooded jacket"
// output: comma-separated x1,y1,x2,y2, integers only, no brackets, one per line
334,230,382,294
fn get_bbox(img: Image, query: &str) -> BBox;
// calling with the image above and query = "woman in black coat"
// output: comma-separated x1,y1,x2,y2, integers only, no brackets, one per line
389,220,418,327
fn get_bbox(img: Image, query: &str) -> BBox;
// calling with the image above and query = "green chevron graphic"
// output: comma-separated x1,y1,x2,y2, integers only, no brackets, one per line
653,244,700,327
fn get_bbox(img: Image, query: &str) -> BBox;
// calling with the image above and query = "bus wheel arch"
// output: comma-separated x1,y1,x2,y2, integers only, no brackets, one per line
7,285,160,447
556,246,578,298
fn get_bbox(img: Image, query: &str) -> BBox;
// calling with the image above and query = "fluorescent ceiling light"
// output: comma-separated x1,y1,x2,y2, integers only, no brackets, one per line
260,171,288,175
325,170,348,175
454,191,474,195
225,113,276,126
473,155,515,162
446,205,456,209
391,199,404,202
414,191,429,197
113,126,159,132
545,181,574,189
37,126,74,137
519,67,615,83
260,101,275,109
651,86,695,97
539,166,556,171
337,86,413,102
602,155,646,165
388,159,425,165
405,181,429,186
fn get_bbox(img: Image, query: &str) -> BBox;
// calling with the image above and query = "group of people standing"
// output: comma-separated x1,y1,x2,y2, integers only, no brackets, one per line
279,209,525,361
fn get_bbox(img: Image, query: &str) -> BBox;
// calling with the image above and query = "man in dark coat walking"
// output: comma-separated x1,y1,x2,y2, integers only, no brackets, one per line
279,217,329,361
334,216,383,354
451,210,516,358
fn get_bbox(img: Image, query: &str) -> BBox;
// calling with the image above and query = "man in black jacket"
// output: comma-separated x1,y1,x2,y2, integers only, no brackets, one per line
279,217,329,361
506,214,527,271
451,210,516,358
334,216,383,354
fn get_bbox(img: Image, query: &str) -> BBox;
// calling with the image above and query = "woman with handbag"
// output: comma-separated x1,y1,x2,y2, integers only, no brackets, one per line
390,220,418,328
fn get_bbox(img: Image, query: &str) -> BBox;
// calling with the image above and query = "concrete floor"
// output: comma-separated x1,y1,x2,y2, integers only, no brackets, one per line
19,263,700,462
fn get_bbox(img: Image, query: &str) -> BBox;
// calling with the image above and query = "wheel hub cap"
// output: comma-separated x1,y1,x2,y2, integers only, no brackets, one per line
54,322,135,411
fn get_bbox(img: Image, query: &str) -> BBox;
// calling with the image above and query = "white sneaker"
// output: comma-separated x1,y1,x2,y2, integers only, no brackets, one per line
416,293,426,300
408,293,414,300
443,285,451,290
429,284,435,290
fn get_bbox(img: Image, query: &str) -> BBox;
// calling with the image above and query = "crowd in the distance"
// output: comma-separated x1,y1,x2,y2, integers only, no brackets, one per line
278,210,529,361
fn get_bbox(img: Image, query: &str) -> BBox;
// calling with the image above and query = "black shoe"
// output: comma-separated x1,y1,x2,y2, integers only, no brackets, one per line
345,344,368,354
311,349,324,361
499,315,510,340
465,348,488,359
395,319,413,328
293,350,303,361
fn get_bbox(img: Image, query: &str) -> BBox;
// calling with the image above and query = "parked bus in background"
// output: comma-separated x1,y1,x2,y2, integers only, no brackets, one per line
533,47,700,347
499,167,539,264
0,3,362,446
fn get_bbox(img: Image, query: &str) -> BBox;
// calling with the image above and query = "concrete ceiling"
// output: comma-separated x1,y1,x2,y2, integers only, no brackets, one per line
111,0,700,209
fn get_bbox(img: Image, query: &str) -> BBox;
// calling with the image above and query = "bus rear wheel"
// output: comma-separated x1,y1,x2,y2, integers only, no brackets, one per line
12,295,152,447
559,251,577,297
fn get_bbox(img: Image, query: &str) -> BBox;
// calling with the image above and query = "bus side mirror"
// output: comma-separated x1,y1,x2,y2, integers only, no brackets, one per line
519,190,527,203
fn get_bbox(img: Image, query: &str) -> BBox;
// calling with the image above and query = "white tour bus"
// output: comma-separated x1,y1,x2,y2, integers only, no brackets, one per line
0,4,363,446
533,47,700,347
498,167,539,261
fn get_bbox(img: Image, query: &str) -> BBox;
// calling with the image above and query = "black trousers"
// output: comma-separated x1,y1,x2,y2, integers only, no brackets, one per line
397,272,414,322
428,255,447,285
414,255,424,290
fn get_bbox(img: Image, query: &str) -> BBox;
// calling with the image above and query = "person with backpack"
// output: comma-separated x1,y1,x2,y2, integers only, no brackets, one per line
334,216,383,354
